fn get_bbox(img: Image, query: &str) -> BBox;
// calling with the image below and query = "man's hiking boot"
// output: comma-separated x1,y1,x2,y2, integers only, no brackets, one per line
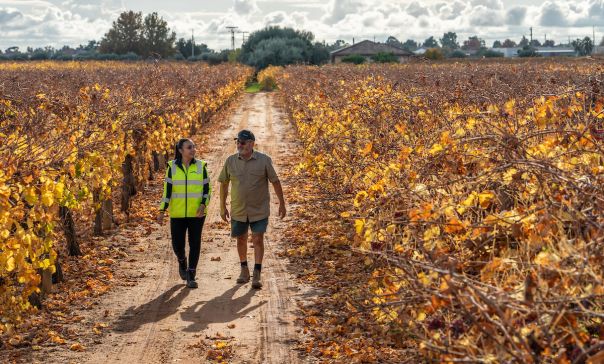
236,267,250,284
186,269,198,289
178,258,187,280
251,269,262,289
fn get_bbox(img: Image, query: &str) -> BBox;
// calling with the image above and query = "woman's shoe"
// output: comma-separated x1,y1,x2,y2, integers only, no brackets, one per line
186,269,198,288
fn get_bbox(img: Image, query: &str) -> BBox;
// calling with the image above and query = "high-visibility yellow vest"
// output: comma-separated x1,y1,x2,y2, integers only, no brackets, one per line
160,159,211,218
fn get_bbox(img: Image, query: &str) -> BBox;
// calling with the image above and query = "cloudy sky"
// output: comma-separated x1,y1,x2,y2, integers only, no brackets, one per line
0,0,603,51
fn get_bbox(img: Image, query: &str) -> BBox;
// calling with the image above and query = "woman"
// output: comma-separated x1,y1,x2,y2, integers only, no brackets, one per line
158,138,211,288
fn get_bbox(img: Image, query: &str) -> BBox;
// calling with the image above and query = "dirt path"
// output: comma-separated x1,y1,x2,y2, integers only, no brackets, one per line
36,92,311,364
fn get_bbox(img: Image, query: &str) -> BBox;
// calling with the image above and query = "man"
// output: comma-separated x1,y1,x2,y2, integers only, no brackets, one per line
218,129,286,289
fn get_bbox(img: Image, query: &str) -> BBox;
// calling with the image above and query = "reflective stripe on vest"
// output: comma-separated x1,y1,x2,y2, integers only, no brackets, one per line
166,160,209,218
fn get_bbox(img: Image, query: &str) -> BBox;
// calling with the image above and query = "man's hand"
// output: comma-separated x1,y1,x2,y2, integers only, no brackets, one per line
221,207,230,222
196,206,206,218
157,211,165,225
278,202,287,219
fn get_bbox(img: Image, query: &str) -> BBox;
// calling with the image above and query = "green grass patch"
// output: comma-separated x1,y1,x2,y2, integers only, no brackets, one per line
245,82,261,93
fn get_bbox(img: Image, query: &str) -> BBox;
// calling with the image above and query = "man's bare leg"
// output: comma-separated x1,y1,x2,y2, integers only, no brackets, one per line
252,233,264,264
236,232,250,283
251,233,264,288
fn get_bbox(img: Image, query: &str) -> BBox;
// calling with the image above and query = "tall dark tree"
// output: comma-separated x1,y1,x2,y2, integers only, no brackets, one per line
99,11,143,54
440,32,459,49
422,36,438,48
176,38,210,58
386,36,403,48
100,11,176,57
462,36,485,51
518,35,529,47
543,39,555,47
141,12,176,57
502,39,517,47
572,37,594,56
239,26,324,69
401,39,418,51
492,40,502,48
529,39,542,47
326,39,347,51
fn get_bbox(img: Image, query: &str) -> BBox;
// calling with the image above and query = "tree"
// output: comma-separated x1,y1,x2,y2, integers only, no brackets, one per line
440,32,459,49
492,40,502,48
401,39,418,51
386,36,403,49
529,39,542,47
518,35,529,47
311,42,330,65
99,11,176,57
100,11,143,55
239,26,324,69
176,38,210,58
462,36,485,51
77,40,99,51
423,36,438,48
518,45,538,57
141,12,176,57
543,39,555,47
326,40,347,52
572,37,594,56
502,39,517,48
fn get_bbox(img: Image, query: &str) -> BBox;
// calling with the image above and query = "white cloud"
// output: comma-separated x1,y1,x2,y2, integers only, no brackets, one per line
0,0,602,52
469,5,504,26
505,6,526,26
406,2,429,18
233,0,259,16
539,1,569,27
322,0,364,25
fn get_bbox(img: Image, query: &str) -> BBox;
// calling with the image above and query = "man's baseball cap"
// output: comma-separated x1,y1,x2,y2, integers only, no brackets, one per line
235,129,255,141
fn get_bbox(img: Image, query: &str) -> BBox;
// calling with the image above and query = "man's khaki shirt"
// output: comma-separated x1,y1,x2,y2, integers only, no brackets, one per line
218,151,279,222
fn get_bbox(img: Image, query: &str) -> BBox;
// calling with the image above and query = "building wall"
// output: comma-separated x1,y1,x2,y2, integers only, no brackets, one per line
333,55,410,64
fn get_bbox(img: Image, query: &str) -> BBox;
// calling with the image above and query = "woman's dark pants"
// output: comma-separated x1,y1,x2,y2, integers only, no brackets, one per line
170,217,205,272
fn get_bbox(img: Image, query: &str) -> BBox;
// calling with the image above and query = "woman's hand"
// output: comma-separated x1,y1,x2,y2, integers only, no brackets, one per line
157,210,166,225
196,206,206,218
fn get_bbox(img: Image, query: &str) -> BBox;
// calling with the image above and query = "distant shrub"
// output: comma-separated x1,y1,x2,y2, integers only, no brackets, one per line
371,52,398,63
448,50,467,59
257,66,281,91
482,49,504,58
424,48,444,60
341,54,366,64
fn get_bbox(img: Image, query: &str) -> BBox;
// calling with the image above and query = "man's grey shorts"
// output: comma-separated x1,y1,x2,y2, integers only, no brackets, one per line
231,218,269,237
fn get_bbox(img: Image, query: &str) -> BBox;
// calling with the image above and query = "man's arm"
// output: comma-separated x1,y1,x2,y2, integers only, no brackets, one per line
271,180,286,219
220,180,230,222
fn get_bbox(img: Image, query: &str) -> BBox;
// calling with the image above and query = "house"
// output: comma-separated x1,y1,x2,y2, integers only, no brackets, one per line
493,47,577,58
535,47,577,57
413,47,427,55
330,40,414,64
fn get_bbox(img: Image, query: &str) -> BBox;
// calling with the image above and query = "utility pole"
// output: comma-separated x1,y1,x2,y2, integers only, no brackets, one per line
226,26,238,50
241,31,248,46
191,29,195,58
530,27,533,44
